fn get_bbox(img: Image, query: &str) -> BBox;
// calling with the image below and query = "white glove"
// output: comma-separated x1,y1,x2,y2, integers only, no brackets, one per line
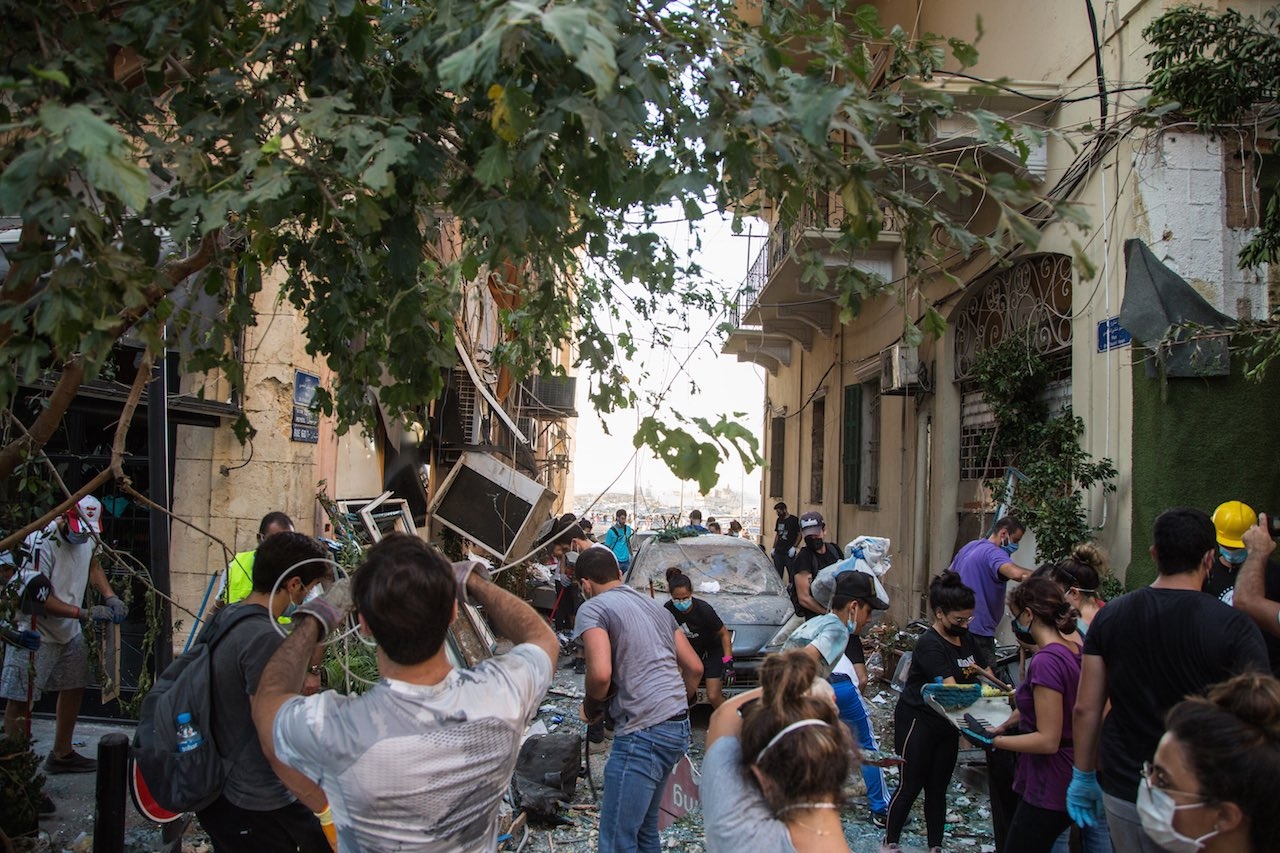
453,560,492,605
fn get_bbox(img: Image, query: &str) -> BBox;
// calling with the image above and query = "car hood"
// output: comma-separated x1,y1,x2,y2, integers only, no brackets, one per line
682,592,793,657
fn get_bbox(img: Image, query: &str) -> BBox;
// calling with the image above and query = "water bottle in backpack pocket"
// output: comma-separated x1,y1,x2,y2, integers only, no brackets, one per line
132,606,257,813
175,713,203,753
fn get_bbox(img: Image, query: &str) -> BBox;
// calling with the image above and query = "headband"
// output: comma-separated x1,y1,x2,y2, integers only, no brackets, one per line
754,719,832,763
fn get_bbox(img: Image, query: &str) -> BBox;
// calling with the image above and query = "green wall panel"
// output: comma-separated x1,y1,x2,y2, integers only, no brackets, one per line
1130,349,1280,589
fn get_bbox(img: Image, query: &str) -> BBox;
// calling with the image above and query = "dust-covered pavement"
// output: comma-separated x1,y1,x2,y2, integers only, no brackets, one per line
10,657,995,852
12,715,195,853
516,658,997,853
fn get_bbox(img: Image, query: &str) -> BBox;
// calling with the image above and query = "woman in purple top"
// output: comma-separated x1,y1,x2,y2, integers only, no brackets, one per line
964,576,1083,853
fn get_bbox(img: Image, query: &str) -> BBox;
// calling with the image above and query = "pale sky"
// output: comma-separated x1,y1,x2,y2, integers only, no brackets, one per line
571,209,768,507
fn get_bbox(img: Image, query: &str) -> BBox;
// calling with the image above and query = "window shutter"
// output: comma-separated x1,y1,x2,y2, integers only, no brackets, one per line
842,384,861,504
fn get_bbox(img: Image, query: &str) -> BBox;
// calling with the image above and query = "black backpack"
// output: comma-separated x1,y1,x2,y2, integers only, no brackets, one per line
131,605,260,813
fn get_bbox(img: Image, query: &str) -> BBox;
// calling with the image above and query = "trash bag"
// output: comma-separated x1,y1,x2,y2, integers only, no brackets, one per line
512,732,583,821
811,536,892,610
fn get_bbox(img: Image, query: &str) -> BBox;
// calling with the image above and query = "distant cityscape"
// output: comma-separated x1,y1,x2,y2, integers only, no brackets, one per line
572,483,763,539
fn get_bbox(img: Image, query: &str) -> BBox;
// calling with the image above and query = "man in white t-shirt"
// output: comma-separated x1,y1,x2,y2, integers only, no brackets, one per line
2,496,126,774
253,533,557,852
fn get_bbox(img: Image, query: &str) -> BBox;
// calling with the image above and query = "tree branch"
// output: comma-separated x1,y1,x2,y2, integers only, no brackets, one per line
0,340,153,552
0,233,220,484
0,356,88,484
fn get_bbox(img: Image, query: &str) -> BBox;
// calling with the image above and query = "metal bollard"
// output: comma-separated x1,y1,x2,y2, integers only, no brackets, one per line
94,733,129,853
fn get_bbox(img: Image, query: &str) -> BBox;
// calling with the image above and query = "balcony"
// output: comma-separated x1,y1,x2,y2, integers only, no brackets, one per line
722,194,900,368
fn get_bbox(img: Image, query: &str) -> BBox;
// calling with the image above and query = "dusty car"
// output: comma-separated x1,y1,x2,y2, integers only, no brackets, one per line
623,533,796,695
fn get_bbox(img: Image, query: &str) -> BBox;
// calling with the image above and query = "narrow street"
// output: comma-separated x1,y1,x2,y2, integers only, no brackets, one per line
25,649,996,853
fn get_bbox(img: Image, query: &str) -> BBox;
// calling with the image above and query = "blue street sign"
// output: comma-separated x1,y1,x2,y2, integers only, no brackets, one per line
1097,317,1132,353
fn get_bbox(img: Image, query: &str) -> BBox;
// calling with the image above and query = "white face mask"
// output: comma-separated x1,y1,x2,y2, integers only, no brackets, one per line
1137,778,1218,853
566,550,578,565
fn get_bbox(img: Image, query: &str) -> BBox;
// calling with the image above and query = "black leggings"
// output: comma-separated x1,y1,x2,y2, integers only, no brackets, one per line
885,704,959,848
1005,799,1073,853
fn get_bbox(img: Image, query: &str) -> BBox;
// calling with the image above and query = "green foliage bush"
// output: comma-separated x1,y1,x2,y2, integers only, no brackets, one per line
971,330,1117,562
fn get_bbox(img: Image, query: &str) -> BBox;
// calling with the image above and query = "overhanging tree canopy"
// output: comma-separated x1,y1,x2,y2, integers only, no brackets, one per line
0,0,1082,522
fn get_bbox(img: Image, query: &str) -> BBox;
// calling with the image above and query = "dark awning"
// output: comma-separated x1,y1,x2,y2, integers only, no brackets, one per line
1120,238,1235,377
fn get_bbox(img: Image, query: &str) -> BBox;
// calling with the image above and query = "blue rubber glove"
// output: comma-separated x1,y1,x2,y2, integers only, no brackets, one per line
104,595,129,624
1066,768,1106,827
3,628,40,651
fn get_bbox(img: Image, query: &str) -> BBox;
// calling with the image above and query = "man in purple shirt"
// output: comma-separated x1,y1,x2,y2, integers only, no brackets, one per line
948,515,1031,668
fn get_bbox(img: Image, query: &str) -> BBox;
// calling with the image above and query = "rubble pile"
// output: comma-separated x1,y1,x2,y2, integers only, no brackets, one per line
507,659,996,853
19,646,996,853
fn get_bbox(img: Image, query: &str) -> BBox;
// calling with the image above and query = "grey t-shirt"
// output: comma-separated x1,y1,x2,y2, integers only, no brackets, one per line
273,644,553,853
701,737,797,853
574,585,687,735
206,602,293,811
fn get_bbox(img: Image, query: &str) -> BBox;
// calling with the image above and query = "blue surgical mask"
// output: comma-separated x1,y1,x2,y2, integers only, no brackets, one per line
64,529,90,546
672,599,692,612
1011,611,1034,639
1219,546,1247,566
1001,540,1019,556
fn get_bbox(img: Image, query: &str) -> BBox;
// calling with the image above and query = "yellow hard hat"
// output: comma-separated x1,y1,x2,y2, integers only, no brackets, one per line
1212,500,1257,548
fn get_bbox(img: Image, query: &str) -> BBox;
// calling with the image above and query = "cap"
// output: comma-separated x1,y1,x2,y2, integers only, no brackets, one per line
799,511,824,532
68,495,103,534
835,571,890,610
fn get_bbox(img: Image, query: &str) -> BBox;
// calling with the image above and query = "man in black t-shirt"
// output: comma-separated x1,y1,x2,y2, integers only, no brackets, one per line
770,502,801,579
197,532,332,853
787,511,839,619
1203,499,1256,603
1070,508,1268,853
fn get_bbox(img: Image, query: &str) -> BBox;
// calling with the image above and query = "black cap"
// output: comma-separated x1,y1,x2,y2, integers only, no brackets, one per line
835,571,889,610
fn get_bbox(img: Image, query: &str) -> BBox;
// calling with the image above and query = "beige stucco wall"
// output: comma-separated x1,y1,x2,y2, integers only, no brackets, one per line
169,269,336,646
757,0,1275,622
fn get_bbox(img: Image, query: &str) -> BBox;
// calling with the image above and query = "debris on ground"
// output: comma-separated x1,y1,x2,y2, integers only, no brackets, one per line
18,650,995,853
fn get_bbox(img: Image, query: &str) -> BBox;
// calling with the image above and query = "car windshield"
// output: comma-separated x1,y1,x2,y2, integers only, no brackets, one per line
627,537,785,596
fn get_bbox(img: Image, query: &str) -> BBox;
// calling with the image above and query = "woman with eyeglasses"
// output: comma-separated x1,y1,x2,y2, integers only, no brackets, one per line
1143,671,1280,853
960,576,1084,852
882,572,1005,853
1048,544,1108,634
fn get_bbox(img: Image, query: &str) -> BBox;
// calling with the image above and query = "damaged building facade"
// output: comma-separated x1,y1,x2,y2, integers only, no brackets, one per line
723,0,1280,623
145,234,572,697
168,224,579,632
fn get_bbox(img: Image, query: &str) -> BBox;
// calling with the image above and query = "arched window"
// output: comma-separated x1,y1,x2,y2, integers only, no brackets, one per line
953,253,1073,480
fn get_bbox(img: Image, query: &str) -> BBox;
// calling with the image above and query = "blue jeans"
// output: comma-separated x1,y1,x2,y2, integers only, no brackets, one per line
599,716,690,853
830,674,888,813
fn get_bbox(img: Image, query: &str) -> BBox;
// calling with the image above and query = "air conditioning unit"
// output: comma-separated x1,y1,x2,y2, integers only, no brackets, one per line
880,344,920,394
429,451,557,563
